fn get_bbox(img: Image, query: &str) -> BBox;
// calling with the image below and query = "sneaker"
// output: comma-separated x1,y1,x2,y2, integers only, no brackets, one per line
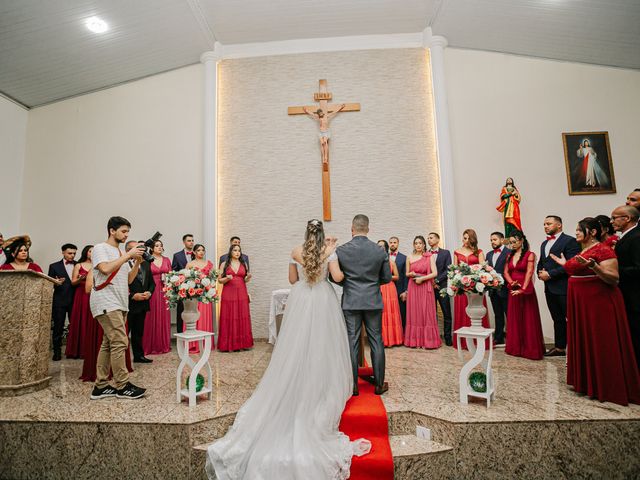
116,382,146,400
90,385,118,400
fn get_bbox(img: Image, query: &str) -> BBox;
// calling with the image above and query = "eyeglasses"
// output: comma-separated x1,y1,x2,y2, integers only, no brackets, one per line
611,215,629,220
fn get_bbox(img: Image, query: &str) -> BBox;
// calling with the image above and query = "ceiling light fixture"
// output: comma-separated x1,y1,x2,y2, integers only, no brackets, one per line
85,16,108,33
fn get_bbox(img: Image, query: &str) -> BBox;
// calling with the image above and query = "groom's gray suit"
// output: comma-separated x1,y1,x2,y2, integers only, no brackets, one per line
335,235,392,389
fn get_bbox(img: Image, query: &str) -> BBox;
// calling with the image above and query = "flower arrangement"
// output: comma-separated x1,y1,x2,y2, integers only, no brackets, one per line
162,266,219,308
440,262,504,297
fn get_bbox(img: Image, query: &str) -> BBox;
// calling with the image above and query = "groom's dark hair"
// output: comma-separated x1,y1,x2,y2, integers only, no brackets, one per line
352,214,369,233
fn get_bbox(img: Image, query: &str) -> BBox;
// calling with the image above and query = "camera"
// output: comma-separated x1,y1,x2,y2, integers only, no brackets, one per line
139,231,162,263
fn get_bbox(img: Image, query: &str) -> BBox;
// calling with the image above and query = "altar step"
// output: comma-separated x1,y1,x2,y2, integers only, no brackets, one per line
189,434,455,480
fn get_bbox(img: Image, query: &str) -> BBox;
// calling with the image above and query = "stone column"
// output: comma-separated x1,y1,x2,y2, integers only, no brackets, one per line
201,45,221,259
423,27,458,248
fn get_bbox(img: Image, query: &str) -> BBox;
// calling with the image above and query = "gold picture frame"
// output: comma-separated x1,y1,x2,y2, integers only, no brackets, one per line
562,131,616,195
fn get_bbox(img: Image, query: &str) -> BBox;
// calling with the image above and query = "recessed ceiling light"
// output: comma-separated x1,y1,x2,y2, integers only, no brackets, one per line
85,16,108,33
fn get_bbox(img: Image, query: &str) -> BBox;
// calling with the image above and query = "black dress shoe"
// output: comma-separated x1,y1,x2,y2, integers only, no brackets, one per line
52,351,62,361
544,348,566,357
445,339,453,347
134,357,153,363
374,382,389,395
353,388,359,396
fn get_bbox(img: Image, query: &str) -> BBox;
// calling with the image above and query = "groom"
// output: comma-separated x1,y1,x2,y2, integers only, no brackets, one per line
335,214,392,396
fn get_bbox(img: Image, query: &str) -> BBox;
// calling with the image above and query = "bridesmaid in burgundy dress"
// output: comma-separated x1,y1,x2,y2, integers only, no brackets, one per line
142,239,172,355
552,217,640,406
65,245,93,359
0,239,43,273
404,236,440,349
452,229,490,349
80,270,133,381
186,244,216,354
377,240,403,347
218,244,254,352
504,231,545,360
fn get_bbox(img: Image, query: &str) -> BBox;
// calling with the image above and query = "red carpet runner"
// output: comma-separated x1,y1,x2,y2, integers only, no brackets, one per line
339,367,394,479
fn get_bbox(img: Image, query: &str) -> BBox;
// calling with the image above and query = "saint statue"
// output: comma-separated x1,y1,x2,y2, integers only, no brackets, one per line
496,177,522,237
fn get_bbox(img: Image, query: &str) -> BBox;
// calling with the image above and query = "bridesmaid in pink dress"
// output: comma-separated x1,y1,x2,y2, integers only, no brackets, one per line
377,240,403,347
65,245,93,358
186,244,216,354
404,236,441,349
453,229,490,350
142,240,172,355
504,231,545,360
218,244,254,352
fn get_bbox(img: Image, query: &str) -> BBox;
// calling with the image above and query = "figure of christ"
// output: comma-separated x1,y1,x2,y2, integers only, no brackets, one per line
302,104,345,168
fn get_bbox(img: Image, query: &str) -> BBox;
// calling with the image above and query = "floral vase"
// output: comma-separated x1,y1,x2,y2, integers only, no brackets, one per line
465,292,486,330
182,298,200,332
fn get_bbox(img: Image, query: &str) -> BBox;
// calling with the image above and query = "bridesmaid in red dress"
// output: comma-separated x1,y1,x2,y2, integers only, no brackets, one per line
504,231,545,360
65,245,93,358
218,244,254,352
0,239,43,273
80,270,133,381
377,240,403,347
404,236,441,349
452,229,490,350
186,244,216,354
142,240,172,355
552,217,640,406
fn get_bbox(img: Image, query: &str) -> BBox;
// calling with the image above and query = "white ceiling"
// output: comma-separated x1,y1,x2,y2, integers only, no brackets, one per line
1,0,639,108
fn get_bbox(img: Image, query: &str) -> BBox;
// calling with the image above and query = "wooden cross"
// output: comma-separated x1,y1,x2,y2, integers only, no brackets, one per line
288,79,360,221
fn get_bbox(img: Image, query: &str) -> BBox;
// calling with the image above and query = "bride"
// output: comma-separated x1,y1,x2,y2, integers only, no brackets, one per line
206,219,370,480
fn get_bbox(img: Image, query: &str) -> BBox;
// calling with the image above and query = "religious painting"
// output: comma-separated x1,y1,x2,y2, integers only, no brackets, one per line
562,131,616,195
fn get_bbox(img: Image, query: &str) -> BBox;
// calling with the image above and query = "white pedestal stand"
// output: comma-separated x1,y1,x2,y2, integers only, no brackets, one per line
175,330,214,407
455,327,495,407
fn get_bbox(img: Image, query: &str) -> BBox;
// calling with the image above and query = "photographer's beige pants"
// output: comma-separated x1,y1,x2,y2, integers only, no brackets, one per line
95,310,130,390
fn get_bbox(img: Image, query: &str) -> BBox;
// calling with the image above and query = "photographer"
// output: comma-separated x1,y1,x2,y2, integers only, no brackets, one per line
89,216,146,400
125,240,155,364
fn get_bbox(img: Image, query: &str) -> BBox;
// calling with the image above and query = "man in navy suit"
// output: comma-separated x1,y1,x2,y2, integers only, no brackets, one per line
172,234,195,334
427,232,453,346
388,236,407,330
219,236,250,270
486,232,510,346
48,243,78,360
537,215,580,357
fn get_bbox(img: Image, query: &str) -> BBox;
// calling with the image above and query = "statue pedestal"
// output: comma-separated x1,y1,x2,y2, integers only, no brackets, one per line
0,270,56,396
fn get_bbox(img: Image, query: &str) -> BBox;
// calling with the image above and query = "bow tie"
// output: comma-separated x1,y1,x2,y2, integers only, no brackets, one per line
547,235,556,241
187,252,194,257
390,252,397,256
431,249,439,253
65,260,74,265
493,249,501,254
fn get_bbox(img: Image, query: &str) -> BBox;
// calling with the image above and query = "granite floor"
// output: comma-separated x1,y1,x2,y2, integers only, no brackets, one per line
2,341,640,479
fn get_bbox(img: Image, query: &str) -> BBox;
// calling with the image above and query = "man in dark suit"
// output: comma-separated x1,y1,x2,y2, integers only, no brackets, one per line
537,215,580,357
388,236,407,330
427,232,453,345
335,215,392,396
486,232,510,346
48,243,77,360
612,205,640,366
126,241,155,363
219,236,250,270
172,234,195,333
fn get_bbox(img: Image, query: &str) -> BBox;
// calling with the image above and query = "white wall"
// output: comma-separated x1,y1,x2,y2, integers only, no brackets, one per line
444,48,640,338
21,64,204,266
0,96,28,237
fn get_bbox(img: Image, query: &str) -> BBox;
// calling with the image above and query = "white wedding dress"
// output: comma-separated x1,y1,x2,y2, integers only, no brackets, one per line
206,253,370,480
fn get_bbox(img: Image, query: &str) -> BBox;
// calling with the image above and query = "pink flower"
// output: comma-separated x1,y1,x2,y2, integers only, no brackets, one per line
451,286,458,292
461,276,471,286
178,275,186,283
188,288,196,296
485,265,494,271
178,290,187,298
470,264,482,271
195,277,201,284
481,276,489,284
196,288,204,295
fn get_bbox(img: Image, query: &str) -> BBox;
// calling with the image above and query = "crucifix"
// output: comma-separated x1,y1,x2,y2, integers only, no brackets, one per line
288,79,360,221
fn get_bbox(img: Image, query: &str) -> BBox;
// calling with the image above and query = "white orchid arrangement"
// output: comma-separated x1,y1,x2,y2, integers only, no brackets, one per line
162,266,219,309
440,262,504,297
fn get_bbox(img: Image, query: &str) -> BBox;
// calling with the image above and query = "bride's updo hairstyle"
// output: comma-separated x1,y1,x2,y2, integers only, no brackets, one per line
302,219,326,284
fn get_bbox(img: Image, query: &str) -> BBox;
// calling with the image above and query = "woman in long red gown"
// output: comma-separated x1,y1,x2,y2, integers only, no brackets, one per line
404,236,440,349
186,244,216,354
552,217,640,406
377,240,403,347
452,229,490,350
143,240,172,355
218,244,253,352
80,270,133,381
504,231,545,360
65,245,93,358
